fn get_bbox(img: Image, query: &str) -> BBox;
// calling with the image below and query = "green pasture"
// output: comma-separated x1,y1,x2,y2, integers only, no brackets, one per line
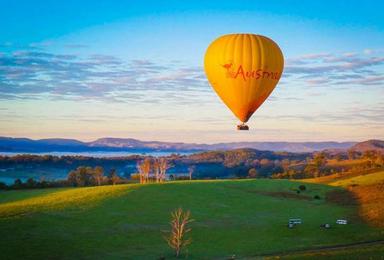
0,179,382,259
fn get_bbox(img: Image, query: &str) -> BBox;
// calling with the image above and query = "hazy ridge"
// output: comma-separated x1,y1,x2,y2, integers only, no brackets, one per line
0,136,359,153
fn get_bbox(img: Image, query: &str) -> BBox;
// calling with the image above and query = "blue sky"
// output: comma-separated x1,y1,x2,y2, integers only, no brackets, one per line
0,1,383,142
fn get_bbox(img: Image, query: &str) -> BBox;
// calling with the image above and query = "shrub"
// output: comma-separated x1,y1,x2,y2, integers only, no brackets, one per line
26,178,36,188
130,173,140,181
314,195,321,200
248,168,258,178
0,182,7,190
13,179,23,189
175,175,190,180
298,185,306,191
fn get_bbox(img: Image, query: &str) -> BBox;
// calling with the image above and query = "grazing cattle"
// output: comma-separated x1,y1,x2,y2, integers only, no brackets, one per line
320,223,331,229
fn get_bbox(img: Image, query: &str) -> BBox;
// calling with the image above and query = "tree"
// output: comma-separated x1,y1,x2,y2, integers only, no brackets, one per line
334,153,343,161
108,169,120,185
313,152,327,168
94,166,104,186
153,158,161,183
365,159,373,169
26,178,36,188
158,158,171,183
76,167,90,186
137,158,151,184
287,169,298,179
67,170,77,186
308,152,327,177
363,150,375,160
67,166,102,187
248,168,258,178
0,182,7,190
281,159,291,173
188,165,195,180
375,155,384,167
304,164,319,178
86,166,96,185
13,178,23,189
348,149,357,160
260,158,271,167
164,208,193,257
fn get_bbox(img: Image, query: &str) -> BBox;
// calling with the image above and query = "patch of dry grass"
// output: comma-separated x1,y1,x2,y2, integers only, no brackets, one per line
304,170,384,228
349,182,384,227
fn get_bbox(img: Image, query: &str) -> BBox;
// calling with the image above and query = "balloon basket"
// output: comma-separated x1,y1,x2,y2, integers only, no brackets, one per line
237,124,249,130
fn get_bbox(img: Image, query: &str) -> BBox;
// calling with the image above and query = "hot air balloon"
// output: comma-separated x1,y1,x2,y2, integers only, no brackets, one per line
204,34,284,130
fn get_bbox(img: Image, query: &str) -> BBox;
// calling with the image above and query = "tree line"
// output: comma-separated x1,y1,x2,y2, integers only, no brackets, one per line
0,157,188,189
0,166,124,190
271,150,384,179
1,149,383,189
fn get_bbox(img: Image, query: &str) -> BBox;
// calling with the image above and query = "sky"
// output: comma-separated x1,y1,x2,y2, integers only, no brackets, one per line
0,0,383,143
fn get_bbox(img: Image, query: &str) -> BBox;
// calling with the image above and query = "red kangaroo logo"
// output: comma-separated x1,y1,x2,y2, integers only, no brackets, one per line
222,63,233,70
222,63,235,78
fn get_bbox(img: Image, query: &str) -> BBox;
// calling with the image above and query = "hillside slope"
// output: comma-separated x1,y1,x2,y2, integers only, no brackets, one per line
350,139,384,153
304,170,384,228
328,170,384,187
0,180,382,259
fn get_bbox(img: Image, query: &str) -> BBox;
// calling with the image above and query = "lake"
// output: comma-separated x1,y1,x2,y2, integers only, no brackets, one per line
0,151,194,158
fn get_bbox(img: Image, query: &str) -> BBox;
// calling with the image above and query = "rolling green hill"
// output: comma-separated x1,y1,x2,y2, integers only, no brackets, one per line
0,179,383,259
303,167,384,186
328,170,384,187
303,169,384,233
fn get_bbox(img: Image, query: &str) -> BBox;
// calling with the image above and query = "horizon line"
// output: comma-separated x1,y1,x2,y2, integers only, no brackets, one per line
1,135,378,144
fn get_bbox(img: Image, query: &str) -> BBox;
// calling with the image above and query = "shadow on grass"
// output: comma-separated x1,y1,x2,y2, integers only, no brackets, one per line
326,184,384,228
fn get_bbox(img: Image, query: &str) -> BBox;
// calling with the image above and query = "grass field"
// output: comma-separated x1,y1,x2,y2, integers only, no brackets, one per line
1,179,383,259
267,241,384,259
304,169,384,233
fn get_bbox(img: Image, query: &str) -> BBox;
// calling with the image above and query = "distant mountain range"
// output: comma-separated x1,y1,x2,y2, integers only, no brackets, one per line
0,136,368,153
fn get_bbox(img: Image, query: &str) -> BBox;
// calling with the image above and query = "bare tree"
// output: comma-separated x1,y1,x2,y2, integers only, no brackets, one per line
188,165,195,180
94,166,104,186
137,158,151,184
158,158,171,182
164,208,193,257
153,158,161,183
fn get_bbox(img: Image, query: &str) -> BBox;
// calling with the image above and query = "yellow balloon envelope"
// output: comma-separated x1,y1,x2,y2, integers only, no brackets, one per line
204,34,284,126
